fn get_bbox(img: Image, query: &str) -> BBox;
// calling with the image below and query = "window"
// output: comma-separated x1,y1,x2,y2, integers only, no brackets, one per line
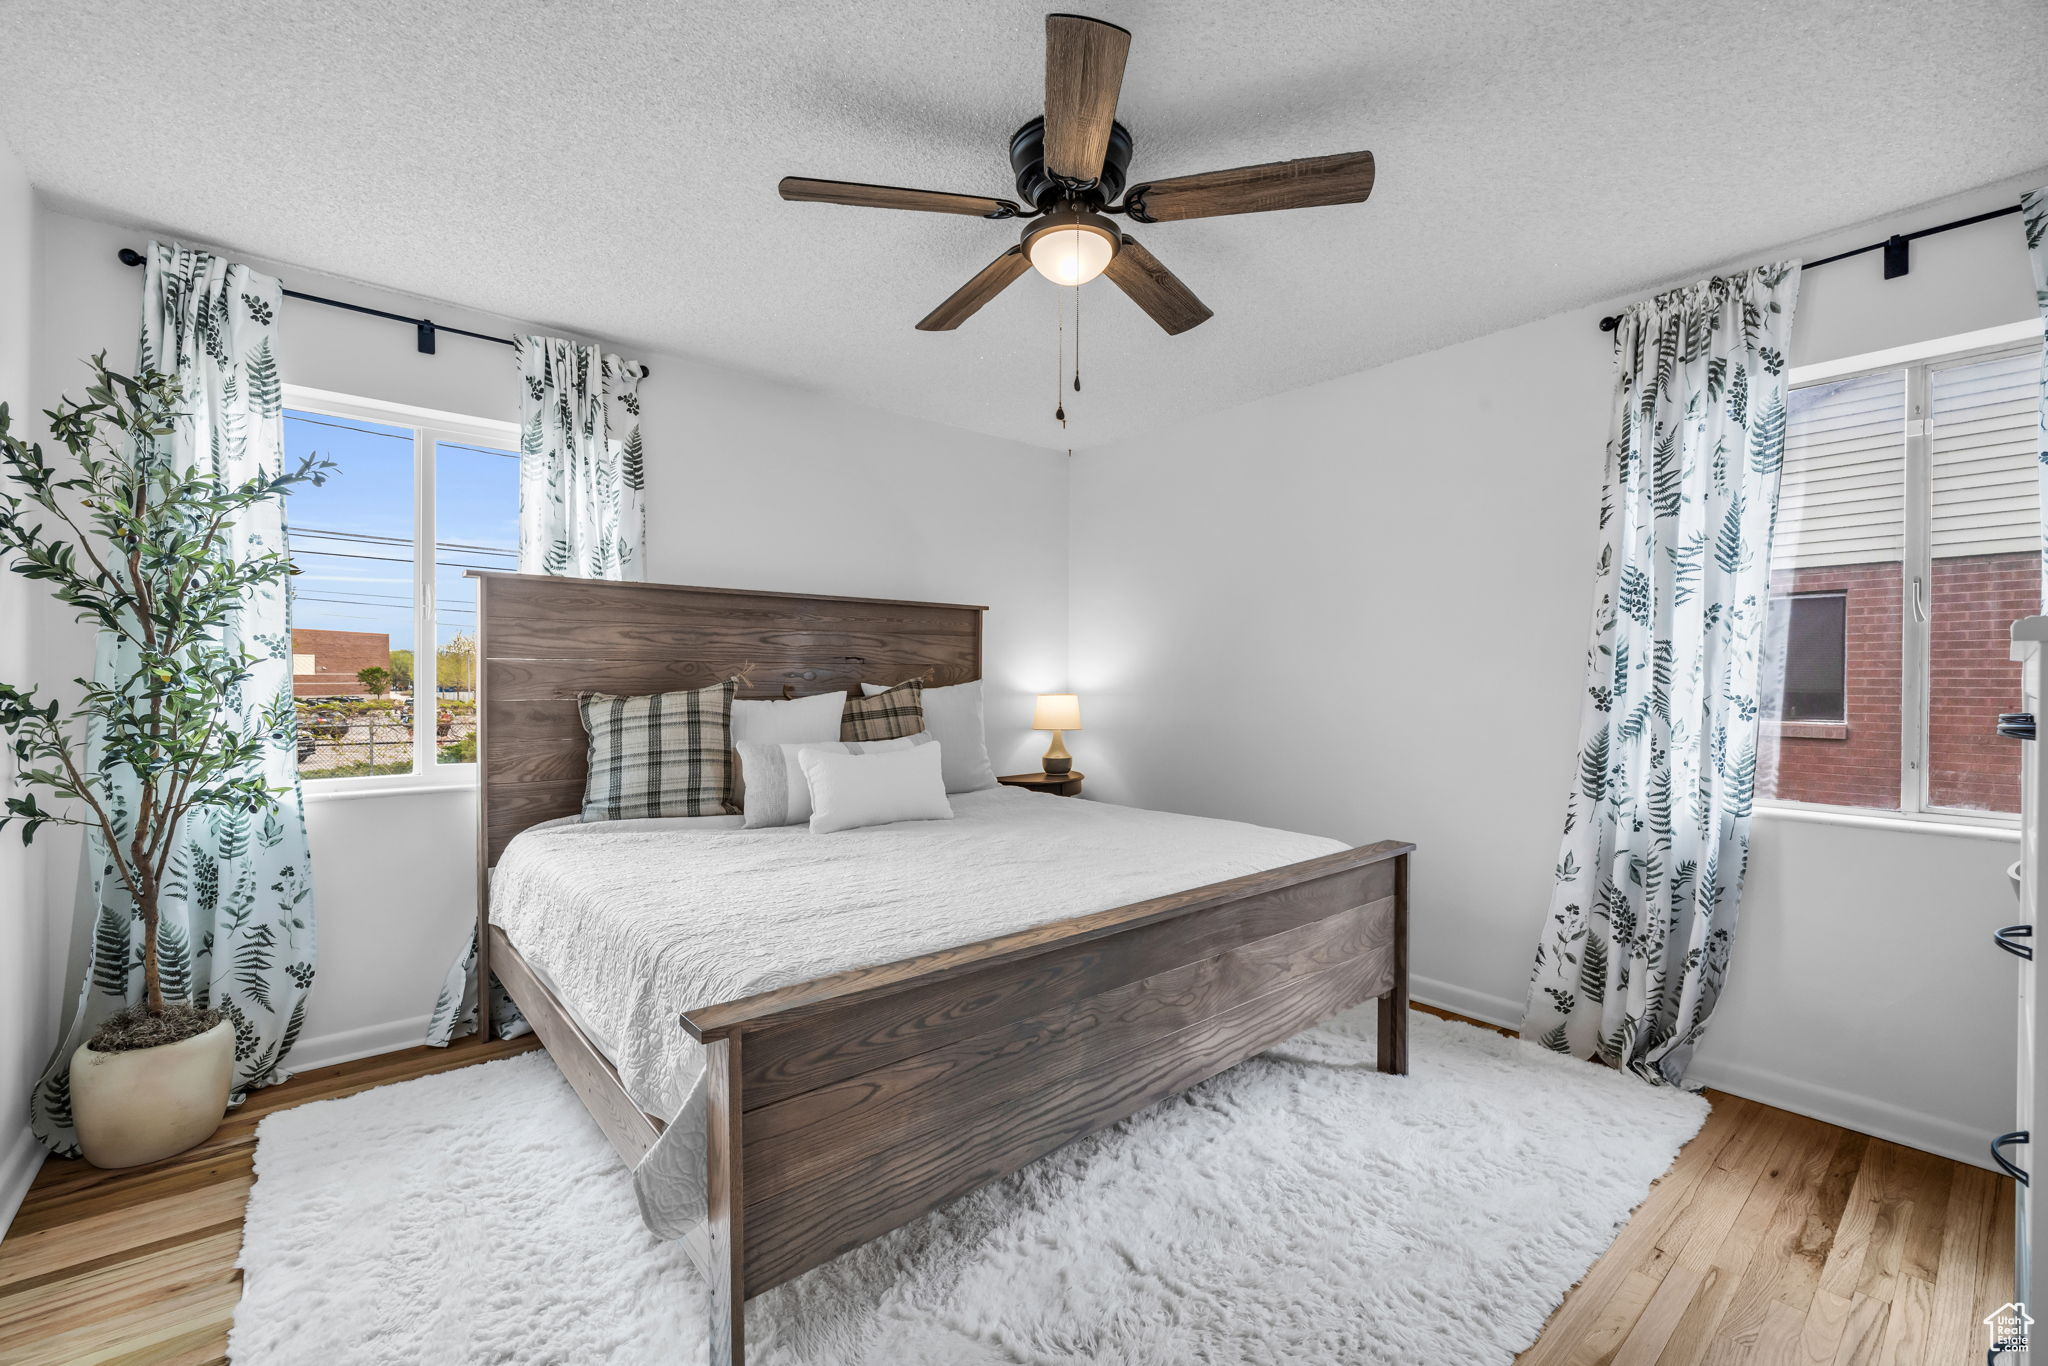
281,389,519,786
1764,592,1847,724
1758,334,2040,820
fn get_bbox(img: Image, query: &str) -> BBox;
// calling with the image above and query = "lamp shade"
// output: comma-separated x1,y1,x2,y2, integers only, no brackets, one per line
1027,225,1115,285
1032,693,1082,731
1022,211,1120,288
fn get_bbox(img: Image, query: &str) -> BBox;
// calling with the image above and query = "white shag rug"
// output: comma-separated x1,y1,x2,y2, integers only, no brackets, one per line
229,1008,1707,1366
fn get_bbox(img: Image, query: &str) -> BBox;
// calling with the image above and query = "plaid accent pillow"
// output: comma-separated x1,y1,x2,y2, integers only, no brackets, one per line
578,679,737,821
840,680,925,742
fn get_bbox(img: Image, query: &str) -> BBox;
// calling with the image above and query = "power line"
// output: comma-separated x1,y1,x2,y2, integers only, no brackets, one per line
282,414,520,463
288,548,512,572
292,526,515,556
438,441,520,461
284,412,413,443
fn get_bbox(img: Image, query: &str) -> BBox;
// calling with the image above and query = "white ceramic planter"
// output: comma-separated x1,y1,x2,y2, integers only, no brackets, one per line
70,1018,233,1168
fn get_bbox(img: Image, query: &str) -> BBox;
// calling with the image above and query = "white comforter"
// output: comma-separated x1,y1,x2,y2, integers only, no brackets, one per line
489,786,1345,1239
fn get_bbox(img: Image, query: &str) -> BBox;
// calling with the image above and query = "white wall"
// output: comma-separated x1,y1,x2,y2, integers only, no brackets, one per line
11,160,2040,1221
1069,169,2048,1166
0,137,45,1231
26,207,1070,1075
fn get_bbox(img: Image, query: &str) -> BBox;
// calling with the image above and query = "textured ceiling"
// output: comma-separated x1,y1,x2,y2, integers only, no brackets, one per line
3,0,2046,451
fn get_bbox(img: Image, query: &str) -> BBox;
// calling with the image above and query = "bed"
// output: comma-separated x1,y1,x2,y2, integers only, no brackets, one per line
469,571,1413,1366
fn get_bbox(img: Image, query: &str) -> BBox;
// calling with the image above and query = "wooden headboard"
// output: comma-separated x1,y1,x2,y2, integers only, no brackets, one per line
471,571,986,868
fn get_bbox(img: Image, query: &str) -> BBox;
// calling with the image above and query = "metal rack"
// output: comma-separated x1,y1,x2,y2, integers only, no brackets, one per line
1996,620,2048,1361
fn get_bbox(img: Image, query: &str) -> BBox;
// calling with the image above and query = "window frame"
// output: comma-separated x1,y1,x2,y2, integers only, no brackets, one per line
283,384,519,798
1757,319,2043,832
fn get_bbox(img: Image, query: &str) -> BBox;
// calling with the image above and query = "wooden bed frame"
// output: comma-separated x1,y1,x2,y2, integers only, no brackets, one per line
470,570,1413,1366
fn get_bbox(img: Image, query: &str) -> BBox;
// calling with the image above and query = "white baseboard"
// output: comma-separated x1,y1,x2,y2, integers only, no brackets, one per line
284,1014,435,1074
1683,1054,1995,1172
1410,974,1523,1031
1407,974,1994,1171
0,1124,43,1239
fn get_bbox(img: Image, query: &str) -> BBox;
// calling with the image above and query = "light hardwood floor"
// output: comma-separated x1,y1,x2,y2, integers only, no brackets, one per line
0,1012,2012,1365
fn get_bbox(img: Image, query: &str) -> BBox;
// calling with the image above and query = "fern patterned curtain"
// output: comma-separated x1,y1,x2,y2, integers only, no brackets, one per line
427,336,646,1046
516,336,645,580
1523,262,1801,1088
422,921,525,1045
31,242,316,1155
2025,187,2047,603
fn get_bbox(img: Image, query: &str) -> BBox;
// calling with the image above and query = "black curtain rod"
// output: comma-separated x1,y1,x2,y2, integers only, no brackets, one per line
116,247,650,377
1596,203,2025,332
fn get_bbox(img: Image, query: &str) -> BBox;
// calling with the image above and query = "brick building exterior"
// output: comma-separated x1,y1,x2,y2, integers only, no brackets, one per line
1763,552,2029,814
291,628,391,698
1927,552,2033,811
1761,562,1902,810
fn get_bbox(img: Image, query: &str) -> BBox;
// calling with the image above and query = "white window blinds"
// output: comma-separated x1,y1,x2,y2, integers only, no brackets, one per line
1773,370,1906,571
1930,348,2041,559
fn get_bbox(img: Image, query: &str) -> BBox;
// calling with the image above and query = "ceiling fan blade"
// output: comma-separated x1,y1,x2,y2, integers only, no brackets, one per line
1043,14,1131,184
1123,150,1376,222
1103,237,1212,335
779,177,1021,219
916,247,1032,331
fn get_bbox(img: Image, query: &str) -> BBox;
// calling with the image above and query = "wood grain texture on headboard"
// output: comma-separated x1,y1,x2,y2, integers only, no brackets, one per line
471,571,986,867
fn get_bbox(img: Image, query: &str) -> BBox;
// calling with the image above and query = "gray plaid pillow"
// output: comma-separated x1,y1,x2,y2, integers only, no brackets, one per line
840,679,925,742
579,679,736,820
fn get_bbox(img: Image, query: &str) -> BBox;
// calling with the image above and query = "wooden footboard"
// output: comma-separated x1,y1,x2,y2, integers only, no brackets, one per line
679,839,1412,1366
467,572,1413,1366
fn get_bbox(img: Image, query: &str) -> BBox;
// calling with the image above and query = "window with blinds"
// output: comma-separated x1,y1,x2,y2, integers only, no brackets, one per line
1758,341,2039,820
1928,348,2040,812
1930,348,2040,559
1772,371,1905,573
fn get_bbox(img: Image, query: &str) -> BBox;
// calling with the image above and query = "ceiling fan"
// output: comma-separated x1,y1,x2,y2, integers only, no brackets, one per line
777,13,1376,336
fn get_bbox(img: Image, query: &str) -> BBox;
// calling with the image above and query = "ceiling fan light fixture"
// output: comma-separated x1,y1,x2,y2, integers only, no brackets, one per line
781,14,1374,335
1023,210,1119,286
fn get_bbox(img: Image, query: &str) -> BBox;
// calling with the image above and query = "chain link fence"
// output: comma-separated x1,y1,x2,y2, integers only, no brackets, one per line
295,698,477,778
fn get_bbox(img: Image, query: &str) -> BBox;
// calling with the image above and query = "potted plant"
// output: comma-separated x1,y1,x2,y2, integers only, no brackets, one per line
0,358,326,1168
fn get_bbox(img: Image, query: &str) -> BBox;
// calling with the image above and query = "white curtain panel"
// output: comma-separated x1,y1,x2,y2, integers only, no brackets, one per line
31,243,317,1155
1523,262,1802,1088
516,336,646,580
427,337,648,1046
2025,186,2048,603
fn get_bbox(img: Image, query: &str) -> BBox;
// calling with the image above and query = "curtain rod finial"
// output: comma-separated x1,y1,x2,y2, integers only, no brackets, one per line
117,247,146,268
1598,314,1620,333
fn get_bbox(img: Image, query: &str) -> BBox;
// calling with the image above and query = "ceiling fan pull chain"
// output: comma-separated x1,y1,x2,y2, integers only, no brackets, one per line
1054,284,1067,425
1073,280,1082,392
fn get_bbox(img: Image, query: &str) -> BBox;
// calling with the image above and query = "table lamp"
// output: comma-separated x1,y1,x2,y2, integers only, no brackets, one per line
1033,693,1082,776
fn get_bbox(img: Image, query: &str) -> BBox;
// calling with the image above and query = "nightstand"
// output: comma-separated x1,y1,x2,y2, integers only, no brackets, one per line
998,771,1084,798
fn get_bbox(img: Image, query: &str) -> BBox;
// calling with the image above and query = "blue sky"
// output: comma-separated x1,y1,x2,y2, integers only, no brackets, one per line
282,409,519,653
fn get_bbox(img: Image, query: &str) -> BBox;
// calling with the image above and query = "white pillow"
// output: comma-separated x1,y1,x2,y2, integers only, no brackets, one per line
730,691,846,802
737,732,934,828
732,691,846,744
800,741,954,834
861,680,996,793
